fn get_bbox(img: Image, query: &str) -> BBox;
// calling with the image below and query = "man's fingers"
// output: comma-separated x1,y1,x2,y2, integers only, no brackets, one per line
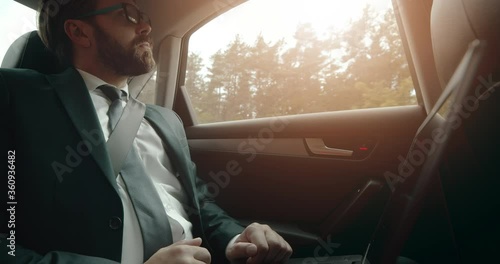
227,242,258,260
240,223,293,264
175,238,211,264
175,237,203,247
146,237,212,264
244,225,269,264
243,224,269,250
193,261,211,264
231,223,293,264
268,239,293,263
193,246,212,264
262,231,283,263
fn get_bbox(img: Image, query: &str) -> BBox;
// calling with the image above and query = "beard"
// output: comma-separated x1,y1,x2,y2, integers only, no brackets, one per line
92,24,155,76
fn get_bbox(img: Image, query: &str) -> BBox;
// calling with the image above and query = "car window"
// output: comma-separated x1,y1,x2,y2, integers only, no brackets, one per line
184,0,417,124
136,70,157,104
0,1,37,64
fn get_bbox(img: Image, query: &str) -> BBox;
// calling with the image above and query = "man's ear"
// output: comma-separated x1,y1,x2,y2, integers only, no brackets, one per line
64,19,92,48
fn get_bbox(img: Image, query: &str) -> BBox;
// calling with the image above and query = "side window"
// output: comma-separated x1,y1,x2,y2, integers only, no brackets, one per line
185,0,416,124
136,70,157,104
0,2,37,63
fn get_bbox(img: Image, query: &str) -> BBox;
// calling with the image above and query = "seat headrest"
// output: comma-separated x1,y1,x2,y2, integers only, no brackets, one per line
1,30,68,74
431,0,500,88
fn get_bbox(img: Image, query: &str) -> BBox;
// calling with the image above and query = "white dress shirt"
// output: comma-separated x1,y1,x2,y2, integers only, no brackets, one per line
77,69,193,264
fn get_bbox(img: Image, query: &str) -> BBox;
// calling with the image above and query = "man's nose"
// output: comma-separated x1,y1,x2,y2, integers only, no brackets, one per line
137,20,152,36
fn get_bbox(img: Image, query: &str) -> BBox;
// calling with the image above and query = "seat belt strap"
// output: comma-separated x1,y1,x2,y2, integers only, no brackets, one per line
106,97,146,176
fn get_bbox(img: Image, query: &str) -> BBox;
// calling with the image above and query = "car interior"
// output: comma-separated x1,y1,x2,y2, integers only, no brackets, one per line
3,0,499,263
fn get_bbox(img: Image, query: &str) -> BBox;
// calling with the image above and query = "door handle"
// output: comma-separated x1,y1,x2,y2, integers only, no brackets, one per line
305,138,354,157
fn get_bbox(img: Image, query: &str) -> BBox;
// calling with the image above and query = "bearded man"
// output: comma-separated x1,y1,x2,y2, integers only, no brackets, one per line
0,0,292,263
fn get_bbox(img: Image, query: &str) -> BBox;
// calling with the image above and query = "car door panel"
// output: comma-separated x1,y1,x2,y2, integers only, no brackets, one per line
184,105,425,252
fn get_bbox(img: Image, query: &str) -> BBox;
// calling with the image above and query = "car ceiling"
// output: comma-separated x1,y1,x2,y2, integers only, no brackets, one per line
16,0,248,61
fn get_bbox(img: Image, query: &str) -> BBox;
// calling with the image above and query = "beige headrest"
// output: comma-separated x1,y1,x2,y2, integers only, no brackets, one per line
431,0,500,88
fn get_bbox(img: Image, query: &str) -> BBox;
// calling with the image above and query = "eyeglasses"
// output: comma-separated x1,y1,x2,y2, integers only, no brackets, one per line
75,3,151,27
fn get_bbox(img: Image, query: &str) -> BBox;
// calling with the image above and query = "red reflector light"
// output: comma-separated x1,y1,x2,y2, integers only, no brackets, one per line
359,147,369,151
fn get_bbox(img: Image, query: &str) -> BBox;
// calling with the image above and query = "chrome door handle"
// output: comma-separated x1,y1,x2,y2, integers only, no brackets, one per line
305,138,354,157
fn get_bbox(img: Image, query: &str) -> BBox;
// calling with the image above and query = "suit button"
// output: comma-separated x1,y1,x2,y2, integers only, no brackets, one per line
109,216,122,230
79,143,89,153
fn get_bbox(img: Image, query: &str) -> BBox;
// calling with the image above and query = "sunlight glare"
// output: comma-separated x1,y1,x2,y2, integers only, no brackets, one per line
191,0,393,57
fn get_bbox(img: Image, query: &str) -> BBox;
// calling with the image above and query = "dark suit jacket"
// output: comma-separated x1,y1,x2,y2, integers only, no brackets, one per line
0,67,244,263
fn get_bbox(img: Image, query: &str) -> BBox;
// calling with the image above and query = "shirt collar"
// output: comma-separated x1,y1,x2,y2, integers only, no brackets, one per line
76,68,130,100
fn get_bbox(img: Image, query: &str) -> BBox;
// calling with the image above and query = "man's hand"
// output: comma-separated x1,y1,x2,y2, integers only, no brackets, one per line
145,237,211,264
226,223,293,264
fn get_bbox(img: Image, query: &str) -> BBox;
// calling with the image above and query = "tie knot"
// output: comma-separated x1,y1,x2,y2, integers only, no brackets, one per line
98,85,125,102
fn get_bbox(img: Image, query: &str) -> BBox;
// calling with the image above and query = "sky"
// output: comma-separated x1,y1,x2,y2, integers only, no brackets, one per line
190,0,392,59
0,0,392,65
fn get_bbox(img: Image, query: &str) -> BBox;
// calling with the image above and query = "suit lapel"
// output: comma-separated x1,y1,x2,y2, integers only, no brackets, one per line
46,70,195,200
46,67,117,191
144,107,197,205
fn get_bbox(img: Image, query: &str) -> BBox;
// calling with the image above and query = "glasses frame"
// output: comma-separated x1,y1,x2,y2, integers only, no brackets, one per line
74,3,151,26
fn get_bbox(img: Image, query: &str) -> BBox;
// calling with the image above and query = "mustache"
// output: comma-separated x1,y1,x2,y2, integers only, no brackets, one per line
134,36,153,47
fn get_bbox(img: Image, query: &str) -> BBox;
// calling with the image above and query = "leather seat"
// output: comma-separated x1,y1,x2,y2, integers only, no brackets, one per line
431,0,500,88
1,30,67,73
430,0,500,262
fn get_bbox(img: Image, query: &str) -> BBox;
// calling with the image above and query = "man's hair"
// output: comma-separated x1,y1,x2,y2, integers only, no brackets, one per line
37,0,98,63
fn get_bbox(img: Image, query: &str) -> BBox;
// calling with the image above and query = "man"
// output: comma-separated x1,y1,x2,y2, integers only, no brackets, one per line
0,0,292,263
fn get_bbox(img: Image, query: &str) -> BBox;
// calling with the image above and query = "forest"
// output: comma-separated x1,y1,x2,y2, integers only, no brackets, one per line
184,6,416,123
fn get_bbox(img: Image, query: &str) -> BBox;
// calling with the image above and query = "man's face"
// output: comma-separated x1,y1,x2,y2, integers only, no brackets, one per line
90,0,155,76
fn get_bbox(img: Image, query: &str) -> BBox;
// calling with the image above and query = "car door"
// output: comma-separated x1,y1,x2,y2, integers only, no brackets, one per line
165,0,428,257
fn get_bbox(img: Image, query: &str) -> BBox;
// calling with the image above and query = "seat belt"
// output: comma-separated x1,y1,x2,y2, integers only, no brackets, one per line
106,96,146,176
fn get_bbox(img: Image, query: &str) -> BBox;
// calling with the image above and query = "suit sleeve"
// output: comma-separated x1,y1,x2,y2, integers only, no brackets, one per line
0,240,119,264
173,117,245,261
190,160,245,263
164,108,245,261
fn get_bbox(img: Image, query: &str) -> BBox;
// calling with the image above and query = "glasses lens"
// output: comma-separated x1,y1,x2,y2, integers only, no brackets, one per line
124,4,151,26
124,4,139,23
